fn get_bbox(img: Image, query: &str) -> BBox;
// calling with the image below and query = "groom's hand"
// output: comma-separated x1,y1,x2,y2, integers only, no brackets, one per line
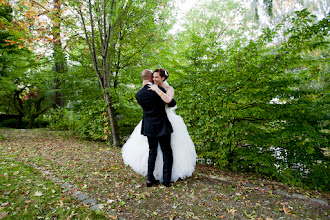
168,98,176,107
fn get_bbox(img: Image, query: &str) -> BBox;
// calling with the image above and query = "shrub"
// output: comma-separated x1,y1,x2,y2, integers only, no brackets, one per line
175,10,329,190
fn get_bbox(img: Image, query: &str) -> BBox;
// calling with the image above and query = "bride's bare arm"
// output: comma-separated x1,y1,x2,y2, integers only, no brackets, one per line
148,85,174,103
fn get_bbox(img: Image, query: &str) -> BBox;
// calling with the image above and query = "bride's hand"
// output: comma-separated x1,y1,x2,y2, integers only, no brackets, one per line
148,84,159,91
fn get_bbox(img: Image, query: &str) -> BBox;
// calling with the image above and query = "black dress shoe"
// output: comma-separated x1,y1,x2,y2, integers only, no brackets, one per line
163,182,170,187
147,180,160,187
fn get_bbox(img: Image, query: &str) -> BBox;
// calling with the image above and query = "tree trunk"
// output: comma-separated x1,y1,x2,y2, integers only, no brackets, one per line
27,116,36,129
264,0,273,18
104,92,121,147
18,112,23,128
14,89,24,128
253,0,259,23
53,0,65,108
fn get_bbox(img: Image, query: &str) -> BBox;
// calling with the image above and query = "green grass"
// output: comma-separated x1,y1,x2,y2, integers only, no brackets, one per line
0,133,4,141
0,128,329,219
0,158,107,219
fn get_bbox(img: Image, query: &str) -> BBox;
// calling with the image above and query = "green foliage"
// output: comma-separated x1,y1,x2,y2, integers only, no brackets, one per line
1,0,329,191
64,0,176,146
46,107,72,131
46,103,107,141
47,95,141,143
0,3,55,128
305,162,330,190
174,9,329,190
46,59,142,142
0,55,56,128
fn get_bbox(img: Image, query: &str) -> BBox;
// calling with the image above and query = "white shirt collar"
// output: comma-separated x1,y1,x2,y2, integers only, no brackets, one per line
143,82,153,86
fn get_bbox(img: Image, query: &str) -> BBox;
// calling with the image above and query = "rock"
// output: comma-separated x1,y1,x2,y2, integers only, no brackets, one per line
83,198,97,205
72,191,83,197
61,182,73,189
218,177,228,181
90,204,103,210
275,190,291,197
310,198,328,206
292,193,308,200
77,194,89,201
245,183,258,188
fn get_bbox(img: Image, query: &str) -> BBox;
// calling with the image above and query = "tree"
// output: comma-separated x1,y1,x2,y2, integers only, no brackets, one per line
0,2,56,128
69,0,174,147
0,49,55,128
0,3,15,77
4,0,69,109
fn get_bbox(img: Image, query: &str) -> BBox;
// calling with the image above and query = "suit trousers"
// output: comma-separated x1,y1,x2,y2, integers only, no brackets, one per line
147,134,173,184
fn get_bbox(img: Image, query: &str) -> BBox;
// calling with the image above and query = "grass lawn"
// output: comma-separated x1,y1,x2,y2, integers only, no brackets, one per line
0,128,329,219
0,158,108,219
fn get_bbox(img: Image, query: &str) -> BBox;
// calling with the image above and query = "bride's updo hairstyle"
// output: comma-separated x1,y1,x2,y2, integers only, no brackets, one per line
153,68,169,81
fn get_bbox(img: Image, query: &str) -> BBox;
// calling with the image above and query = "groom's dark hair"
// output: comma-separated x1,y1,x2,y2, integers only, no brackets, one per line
141,69,152,80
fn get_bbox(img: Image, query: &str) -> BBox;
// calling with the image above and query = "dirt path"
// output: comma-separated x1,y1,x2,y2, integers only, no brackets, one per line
0,128,329,219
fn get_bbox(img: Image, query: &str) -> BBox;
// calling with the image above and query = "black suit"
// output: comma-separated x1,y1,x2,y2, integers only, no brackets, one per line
135,84,175,184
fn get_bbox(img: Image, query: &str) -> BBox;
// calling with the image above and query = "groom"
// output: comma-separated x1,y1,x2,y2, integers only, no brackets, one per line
135,69,176,187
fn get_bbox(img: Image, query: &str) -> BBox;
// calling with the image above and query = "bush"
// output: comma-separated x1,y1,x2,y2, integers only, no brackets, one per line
46,108,73,131
46,99,140,143
175,10,330,190
0,118,24,128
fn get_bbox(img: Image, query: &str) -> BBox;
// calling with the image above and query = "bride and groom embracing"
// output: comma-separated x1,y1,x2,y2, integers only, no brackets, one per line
122,68,197,187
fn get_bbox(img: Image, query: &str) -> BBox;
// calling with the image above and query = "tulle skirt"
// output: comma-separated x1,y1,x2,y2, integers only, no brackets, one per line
121,108,197,182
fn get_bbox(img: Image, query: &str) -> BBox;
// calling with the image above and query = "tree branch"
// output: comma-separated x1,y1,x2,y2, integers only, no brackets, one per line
78,1,104,88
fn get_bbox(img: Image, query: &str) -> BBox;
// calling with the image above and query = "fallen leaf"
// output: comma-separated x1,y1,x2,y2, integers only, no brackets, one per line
283,206,291,214
1,203,8,207
34,190,43,197
227,208,236,215
107,199,115,204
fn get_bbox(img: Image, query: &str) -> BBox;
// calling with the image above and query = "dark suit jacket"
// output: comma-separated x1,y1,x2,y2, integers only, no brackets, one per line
135,84,174,137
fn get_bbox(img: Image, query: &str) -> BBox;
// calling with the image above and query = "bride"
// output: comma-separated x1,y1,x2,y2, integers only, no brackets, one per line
121,68,197,183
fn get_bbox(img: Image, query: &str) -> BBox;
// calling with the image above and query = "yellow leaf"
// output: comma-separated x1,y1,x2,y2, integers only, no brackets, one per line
13,4,20,10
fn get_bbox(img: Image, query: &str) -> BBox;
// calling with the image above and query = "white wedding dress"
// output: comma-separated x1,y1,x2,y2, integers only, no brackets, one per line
121,105,197,183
